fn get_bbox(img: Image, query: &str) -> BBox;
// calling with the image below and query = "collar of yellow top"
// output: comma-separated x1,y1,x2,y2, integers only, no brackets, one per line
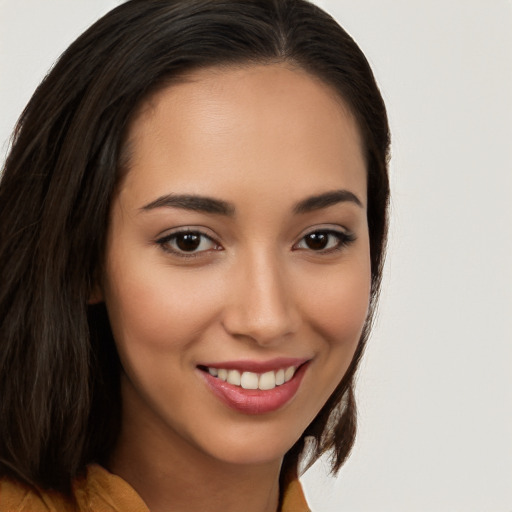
0,464,310,512
81,464,310,512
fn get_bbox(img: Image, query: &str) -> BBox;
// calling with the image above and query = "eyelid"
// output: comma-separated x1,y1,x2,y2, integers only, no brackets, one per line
155,227,222,258
155,225,217,240
293,225,356,252
295,224,353,240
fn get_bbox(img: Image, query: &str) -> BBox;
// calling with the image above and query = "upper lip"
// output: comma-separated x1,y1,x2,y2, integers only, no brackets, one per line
197,357,310,373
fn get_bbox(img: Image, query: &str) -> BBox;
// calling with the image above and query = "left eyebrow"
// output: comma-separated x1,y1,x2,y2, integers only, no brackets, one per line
293,189,363,214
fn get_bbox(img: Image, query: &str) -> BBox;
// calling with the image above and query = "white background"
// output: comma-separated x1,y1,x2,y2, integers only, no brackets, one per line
1,1,511,510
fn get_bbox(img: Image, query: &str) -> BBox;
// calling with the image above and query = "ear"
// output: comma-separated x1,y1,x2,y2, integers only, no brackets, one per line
88,282,104,304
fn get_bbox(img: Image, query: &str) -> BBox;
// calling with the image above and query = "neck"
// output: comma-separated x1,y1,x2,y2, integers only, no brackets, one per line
108,379,282,512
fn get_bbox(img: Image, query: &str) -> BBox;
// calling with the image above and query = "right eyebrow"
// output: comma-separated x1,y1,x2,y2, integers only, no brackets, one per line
140,193,235,216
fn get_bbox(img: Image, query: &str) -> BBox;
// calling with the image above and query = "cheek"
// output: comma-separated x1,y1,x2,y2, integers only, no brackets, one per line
301,258,371,350
281,254,371,430
103,256,225,358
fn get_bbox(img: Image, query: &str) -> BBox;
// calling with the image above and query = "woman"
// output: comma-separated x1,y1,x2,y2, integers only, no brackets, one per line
0,0,389,510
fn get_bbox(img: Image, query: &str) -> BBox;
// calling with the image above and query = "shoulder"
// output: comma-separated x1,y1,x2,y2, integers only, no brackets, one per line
74,464,149,511
281,477,311,512
0,475,75,512
0,465,149,512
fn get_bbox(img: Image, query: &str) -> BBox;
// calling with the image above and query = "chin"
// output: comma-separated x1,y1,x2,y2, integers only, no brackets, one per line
190,421,305,468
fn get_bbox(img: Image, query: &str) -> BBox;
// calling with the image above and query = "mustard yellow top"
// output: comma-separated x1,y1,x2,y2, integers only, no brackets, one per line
0,464,310,512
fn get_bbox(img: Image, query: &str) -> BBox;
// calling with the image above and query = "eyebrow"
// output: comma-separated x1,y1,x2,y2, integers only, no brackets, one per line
141,194,235,215
293,190,363,213
140,189,363,216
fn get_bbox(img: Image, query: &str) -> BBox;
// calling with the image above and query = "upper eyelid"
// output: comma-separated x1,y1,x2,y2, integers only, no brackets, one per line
293,227,356,249
156,226,218,242
155,230,221,258
154,224,354,246
296,229,354,242
296,224,352,239
155,228,220,248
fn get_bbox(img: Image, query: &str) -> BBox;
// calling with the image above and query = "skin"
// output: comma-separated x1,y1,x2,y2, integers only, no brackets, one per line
100,64,371,512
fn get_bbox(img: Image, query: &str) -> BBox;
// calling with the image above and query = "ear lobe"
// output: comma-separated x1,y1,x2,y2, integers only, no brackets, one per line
88,283,104,304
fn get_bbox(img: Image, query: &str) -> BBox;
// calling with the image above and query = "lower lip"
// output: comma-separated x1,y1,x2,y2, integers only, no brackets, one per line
199,363,309,415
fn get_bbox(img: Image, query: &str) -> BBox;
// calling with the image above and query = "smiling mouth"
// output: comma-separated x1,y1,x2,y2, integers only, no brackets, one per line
197,365,299,391
197,360,310,414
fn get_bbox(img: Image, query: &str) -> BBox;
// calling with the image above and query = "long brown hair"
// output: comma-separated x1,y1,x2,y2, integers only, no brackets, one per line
0,0,390,493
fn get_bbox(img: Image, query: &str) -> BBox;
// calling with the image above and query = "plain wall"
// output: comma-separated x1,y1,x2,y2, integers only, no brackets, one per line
1,1,511,510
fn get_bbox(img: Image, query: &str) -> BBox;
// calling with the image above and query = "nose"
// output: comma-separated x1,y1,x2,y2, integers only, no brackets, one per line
221,250,300,346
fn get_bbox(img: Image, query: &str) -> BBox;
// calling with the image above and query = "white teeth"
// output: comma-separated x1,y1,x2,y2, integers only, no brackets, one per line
206,365,299,390
227,369,241,386
240,371,259,390
258,371,276,390
284,366,296,383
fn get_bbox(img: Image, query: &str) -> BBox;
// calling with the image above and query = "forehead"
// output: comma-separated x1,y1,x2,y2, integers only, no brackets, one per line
120,64,366,207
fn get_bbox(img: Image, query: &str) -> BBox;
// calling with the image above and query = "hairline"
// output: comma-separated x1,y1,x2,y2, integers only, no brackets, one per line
116,58,364,187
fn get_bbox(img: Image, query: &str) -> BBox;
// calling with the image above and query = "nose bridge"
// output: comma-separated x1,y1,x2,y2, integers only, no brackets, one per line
223,244,298,345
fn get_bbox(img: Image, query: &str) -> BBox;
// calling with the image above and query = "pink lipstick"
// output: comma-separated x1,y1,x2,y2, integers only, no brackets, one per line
197,358,309,415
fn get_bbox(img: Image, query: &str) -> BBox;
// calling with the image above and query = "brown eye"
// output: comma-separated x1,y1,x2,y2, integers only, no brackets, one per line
295,229,355,252
304,232,330,250
157,230,219,256
175,233,201,252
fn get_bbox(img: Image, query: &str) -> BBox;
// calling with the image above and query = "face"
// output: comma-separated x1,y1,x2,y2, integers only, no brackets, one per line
102,64,370,468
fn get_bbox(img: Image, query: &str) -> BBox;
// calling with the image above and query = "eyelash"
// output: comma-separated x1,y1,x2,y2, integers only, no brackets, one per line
155,228,356,258
156,229,220,259
293,229,356,253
